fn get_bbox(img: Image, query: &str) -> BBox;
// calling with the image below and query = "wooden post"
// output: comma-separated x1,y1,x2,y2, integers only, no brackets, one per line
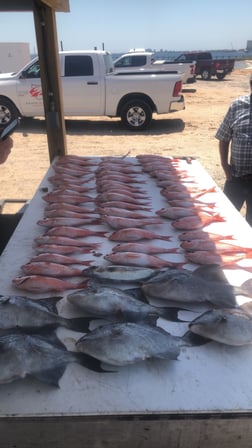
33,0,67,162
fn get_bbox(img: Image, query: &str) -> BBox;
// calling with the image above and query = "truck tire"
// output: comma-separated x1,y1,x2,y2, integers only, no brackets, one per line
120,99,152,131
0,97,19,127
216,73,225,80
201,69,211,80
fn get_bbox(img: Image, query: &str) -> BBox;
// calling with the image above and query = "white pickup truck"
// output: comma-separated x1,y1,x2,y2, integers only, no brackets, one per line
113,51,196,84
0,50,185,131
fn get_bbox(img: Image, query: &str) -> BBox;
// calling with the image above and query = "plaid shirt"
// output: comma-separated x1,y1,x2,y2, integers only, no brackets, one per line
215,94,252,177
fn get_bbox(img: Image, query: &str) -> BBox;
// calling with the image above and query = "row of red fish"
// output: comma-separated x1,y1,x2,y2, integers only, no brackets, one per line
12,154,252,293
137,154,252,271
13,155,107,292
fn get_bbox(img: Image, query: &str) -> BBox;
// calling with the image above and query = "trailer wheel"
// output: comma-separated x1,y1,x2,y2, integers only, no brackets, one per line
0,97,19,127
121,99,152,131
201,69,211,80
216,73,225,80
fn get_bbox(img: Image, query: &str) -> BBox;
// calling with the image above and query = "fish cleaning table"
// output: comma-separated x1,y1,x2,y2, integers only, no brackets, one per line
1,156,252,448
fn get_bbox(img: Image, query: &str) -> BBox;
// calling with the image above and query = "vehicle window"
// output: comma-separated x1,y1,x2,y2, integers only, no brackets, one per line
131,56,146,67
24,61,40,78
115,55,147,67
65,55,93,76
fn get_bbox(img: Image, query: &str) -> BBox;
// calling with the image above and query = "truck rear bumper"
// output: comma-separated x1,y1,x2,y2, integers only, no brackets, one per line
170,95,185,112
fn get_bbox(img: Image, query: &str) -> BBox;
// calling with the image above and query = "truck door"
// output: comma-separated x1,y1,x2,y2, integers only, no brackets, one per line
16,59,44,116
61,54,104,115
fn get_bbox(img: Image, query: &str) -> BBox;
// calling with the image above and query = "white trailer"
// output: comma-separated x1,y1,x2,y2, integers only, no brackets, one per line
0,42,30,73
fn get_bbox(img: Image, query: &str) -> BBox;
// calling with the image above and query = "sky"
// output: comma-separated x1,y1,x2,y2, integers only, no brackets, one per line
0,0,251,54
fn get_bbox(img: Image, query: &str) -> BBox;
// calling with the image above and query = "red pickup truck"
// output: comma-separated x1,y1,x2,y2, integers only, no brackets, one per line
175,51,235,80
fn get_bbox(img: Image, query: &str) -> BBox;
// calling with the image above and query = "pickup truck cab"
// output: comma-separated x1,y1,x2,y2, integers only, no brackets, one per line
0,50,185,131
175,51,235,80
113,51,196,84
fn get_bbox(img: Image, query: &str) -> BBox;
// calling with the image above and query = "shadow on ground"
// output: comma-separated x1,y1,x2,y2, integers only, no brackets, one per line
17,116,185,137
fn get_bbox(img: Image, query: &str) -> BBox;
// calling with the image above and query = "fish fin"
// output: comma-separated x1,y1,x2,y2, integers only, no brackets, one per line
160,307,191,323
240,301,252,314
35,330,68,349
65,317,94,332
239,279,252,298
37,296,63,313
32,365,66,387
76,352,113,373
125,287,149,302
193,264,228,283
182,330,210,346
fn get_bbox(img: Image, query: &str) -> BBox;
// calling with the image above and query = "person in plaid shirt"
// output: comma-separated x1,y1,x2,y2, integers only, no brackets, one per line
215,74,252,225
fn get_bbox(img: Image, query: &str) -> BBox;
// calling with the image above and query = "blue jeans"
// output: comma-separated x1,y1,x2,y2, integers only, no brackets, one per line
224,176,252,226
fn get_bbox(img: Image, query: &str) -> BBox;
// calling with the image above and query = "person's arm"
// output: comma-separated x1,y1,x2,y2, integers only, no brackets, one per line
219,140,232,180
0,137,13,165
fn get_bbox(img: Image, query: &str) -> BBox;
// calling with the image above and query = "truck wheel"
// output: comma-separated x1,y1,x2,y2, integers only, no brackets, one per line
121,100,152,131
216,73,225,80
0,97,19,127
201,69,211,80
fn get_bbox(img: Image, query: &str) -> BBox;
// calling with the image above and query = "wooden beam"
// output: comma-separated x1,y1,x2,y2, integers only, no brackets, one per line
33,0,67,161
0,0,70,12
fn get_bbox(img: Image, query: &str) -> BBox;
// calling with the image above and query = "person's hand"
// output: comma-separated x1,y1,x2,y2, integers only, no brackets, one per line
0,137,13,164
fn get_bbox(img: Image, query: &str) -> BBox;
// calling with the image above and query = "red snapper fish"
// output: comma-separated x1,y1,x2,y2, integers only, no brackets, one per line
172,212,225,230
165,199,216,209
99,201,151,212
156,207,198,220
95,174,144,184
34,244,97,255
44,203,96,213
56,155,99,166
109,228,171,242
48,174,94,185
104,252,183,269
185,250,250,266
45,226,107,238
98,207,151,219
97,192,150,205
96,181,144,193
159,186,217,201
34,235,100,248
12,275,88,293
37,217,100,227
178,230,235,241
42,192,95,204
21,262,84,278
112,242,180,255
30,253,93,266
44,209,100,219
53,165,93,177
102,215,163,230
181,239,252,254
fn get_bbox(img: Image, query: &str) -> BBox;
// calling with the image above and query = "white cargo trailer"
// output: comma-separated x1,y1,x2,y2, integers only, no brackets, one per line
0,42,30,73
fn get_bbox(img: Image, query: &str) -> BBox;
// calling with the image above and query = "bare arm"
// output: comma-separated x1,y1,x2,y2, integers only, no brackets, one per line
219,140,232,180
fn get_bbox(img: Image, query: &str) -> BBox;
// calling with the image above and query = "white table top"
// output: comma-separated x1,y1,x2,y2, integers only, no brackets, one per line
1,156,252,418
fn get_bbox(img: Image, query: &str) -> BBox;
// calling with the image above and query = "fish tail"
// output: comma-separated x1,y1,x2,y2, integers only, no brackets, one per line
161,307,190,323
76,352,114,373
65,317,94,332
158,235,172,241
182,330,210,346
240,278,252,297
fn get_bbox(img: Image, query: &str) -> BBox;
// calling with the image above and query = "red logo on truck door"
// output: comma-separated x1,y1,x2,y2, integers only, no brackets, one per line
29,85,42,97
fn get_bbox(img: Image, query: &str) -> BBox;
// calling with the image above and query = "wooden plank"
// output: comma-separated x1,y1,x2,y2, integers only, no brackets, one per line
0,0,70,12
33,0,67,161
0,414,252,448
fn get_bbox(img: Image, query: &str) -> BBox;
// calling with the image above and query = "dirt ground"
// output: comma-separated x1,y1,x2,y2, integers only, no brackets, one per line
1,64,252,213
